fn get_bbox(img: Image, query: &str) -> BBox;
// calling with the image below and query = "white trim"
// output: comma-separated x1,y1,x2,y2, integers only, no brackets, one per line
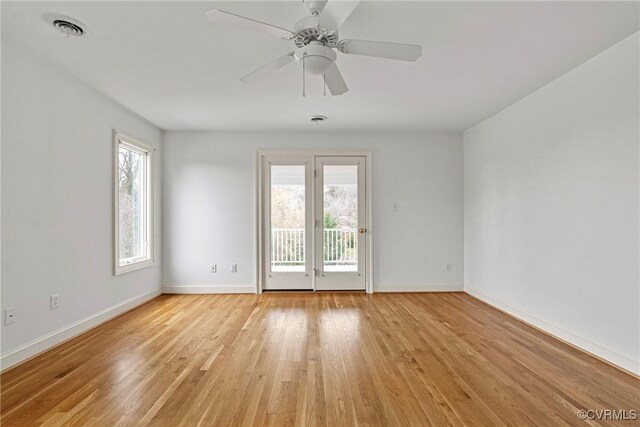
255,151,263,293
374,284,464,292
257,149,374,156
365,153,373,294
0,288,161,372
162,285,257,294
113,130,155,276
256,149,374,294
466,286,640,376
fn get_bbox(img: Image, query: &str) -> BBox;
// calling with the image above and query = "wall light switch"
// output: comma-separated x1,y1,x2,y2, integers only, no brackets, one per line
393,202,400,212
50,295,59,310
211,264,217,273
4,307,15,325
230,264,238,273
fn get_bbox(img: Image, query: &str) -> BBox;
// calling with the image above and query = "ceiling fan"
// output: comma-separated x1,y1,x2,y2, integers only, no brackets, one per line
206,0,422,96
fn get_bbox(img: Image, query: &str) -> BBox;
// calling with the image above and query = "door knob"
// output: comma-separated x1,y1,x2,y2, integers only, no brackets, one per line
359,228,367,234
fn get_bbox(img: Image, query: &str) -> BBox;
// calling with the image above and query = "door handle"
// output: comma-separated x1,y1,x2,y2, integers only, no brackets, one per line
359,228,367,234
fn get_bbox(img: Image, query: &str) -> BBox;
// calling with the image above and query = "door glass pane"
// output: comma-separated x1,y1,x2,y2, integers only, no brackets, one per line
323,165,358,272
118,145,146,264
271,165,305,272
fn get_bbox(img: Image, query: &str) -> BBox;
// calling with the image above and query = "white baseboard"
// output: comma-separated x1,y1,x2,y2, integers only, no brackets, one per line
465,286,639,376
374,284,464,292
162,284,257,294
164,284,461,294
0,288,161,372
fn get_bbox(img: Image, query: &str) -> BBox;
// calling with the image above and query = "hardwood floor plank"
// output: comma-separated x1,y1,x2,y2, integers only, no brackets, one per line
2,293,638,426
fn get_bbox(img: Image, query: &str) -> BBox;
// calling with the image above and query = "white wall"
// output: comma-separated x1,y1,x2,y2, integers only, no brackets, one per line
162,131,463,293
1,39,162,369
464,33,639,374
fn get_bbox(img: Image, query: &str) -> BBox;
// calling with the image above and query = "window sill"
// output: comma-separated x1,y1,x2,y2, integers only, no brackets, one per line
115,259,154,276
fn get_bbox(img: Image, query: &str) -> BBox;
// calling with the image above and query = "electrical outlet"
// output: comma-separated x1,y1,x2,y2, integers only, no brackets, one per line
230,263,238,273
4,307,15,325
393,202,400,212
446,262,453,272
50,294,59,310
211,264,217,273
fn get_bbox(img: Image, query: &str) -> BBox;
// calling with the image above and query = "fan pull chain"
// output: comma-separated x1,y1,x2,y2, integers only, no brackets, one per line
323,73,326,96
302,52,307,98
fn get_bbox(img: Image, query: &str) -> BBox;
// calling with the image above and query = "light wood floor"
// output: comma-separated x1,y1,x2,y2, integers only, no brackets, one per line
1,293,638,426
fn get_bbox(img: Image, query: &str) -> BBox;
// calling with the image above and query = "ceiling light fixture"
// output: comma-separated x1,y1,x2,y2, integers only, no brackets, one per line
44,13,88,37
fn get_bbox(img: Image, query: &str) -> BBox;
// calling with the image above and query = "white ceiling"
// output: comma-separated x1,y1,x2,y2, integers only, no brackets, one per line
2,1,638,131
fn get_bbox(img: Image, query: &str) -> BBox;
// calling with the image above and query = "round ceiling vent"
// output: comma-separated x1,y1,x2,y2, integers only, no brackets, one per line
310,115,328,123
44,13,88,37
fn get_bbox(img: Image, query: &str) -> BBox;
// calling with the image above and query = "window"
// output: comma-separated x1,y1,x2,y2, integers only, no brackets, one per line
114,131,153,275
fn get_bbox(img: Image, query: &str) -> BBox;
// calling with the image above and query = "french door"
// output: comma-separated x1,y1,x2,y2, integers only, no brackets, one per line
314,157,366,290
263,157,314,290
262,155,367,291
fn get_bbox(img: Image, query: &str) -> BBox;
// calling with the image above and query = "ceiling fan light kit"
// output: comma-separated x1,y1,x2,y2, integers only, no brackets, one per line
294,41,336,75
206,1,422,96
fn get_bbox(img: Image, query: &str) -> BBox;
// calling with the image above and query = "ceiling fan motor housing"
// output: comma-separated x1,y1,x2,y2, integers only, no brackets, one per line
294,41,336,75
293,16,338,48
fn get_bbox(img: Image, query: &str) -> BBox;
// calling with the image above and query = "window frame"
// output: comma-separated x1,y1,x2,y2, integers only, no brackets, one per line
113,130,154,275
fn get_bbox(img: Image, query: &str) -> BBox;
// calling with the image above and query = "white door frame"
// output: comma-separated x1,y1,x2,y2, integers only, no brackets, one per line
256,149,373,294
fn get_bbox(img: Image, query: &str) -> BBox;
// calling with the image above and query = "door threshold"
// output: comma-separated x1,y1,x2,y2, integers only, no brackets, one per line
314,290,367,293
262,290,367,294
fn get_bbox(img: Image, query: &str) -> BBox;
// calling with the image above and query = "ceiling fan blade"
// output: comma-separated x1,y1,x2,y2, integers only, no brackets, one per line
338,39,422,61
206,9,295,39
323,63,348,96
318,1,360,32
241,52,295,83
